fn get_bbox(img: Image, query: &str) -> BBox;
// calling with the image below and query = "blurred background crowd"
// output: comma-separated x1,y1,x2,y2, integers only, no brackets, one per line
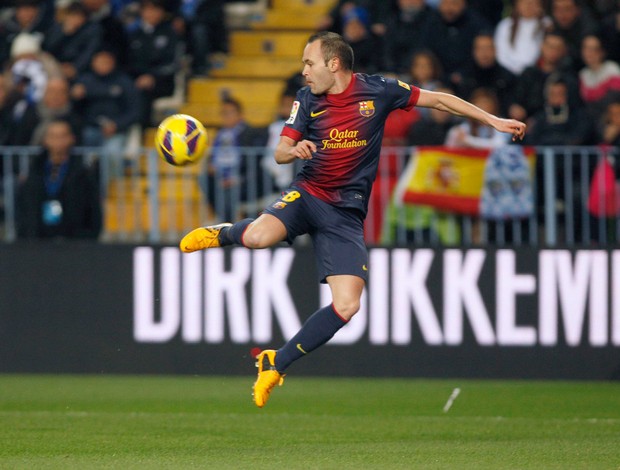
0,0,619,242
0,0,618,149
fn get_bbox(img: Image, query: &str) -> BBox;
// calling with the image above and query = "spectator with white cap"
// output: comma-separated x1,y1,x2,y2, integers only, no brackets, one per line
0,32,62,145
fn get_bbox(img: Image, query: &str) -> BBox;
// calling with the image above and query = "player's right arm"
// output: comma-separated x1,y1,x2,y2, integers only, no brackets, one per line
275,136,317,164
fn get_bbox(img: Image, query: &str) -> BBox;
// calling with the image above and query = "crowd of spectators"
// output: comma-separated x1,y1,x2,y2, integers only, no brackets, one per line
319,0,620,147
1,0,618,151
1,0,619,238
0,0,228,148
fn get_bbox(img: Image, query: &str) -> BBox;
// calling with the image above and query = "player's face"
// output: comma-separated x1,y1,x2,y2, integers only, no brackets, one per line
302,40,336,95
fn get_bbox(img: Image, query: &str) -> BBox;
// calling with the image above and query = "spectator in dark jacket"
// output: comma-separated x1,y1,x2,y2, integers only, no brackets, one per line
424,0,490,77
82,0,130,66
71,49,140,174
174,0,228,75
452,32,517,114
508,31,581,122
382,0,437,74
31,77,82,145
341,6,382,74
16,119,102,239
525,78,593,145
551,0,600,70
43,1,103,80
600,6,620,64
126,0,180,126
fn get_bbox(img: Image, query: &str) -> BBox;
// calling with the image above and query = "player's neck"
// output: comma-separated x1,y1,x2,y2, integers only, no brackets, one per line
327,71,353,95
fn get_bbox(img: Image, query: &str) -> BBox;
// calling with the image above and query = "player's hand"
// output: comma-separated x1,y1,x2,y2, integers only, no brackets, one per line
291,140,316,160
493,117,527,142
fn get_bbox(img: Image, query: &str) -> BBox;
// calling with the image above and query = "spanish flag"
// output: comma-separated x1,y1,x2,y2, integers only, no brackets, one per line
393,146,535,216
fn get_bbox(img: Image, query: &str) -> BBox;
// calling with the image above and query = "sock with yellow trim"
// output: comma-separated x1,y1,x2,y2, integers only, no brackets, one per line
218,218,253,246
274,304,347,373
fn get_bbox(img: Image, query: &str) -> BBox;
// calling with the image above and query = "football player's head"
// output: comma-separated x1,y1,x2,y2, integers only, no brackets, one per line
303,32,354,94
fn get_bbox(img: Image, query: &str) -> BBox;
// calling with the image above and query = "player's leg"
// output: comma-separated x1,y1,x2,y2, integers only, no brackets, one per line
324,274,365,320
235,214,287,249
253,275,364,408
179,213,286,252
275,274,363,369
253,200,367,407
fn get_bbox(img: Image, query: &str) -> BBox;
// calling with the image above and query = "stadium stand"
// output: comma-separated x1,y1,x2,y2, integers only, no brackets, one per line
107,1,335,239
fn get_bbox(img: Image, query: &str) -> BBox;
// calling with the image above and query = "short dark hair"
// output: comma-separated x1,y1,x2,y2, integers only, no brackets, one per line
307,31,354,71
543,29,567,44
64,1,88,17
221,96,243,114
409,49,443,81
141,0,167,10
15,0,41,8
45,118,75,136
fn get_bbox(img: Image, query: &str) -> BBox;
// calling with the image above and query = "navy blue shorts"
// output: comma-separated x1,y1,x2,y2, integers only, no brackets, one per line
263,186,368,284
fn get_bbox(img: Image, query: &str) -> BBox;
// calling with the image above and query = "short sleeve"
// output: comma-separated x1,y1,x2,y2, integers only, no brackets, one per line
384,78,420,112
280,90,309,142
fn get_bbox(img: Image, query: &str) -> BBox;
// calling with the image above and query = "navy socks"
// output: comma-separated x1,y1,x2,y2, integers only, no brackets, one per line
218,218,253,246
218,221,349,373
274,304,347,373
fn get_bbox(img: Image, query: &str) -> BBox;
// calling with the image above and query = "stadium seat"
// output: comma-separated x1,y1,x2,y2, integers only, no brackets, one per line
210,57,302,80
182,78,285,127
230,31,310,57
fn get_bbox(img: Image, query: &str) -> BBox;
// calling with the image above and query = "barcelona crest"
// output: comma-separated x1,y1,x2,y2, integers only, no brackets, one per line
359,100,375,117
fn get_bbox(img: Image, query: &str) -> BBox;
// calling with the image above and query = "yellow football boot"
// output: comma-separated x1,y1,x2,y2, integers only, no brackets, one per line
179,223,232,252
253,350,285,408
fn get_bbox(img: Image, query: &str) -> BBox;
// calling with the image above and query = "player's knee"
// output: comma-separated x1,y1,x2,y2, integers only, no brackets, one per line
333,299,360,321
242,227,269,249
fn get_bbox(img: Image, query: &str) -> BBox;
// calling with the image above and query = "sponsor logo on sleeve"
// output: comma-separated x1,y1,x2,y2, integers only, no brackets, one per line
286,101,300,124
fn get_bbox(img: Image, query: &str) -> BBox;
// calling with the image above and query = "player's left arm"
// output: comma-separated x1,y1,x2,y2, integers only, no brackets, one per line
275,135,316,163
416,89,526,141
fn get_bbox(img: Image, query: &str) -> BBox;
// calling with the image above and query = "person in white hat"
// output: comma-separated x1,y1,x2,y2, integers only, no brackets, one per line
9,32,62,104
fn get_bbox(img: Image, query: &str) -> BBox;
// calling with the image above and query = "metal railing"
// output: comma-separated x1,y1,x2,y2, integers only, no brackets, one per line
1,145,618,246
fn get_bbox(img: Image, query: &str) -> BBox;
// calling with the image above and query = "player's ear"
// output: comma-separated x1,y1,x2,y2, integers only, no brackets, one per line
329,57,339,72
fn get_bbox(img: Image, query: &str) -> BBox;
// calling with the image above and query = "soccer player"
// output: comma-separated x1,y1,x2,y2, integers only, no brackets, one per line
180,31,526,407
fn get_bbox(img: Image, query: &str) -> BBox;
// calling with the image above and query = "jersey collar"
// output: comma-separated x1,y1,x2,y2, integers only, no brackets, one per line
326,73,356,105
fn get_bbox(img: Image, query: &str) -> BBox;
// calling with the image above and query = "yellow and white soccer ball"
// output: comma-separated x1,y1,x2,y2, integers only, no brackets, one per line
155,114,208,166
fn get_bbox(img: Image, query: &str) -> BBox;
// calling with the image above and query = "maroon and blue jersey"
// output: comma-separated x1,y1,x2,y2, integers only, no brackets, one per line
281,73,420,215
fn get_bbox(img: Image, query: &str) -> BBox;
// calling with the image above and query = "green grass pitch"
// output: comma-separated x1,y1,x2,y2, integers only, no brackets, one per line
1,375,619,469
